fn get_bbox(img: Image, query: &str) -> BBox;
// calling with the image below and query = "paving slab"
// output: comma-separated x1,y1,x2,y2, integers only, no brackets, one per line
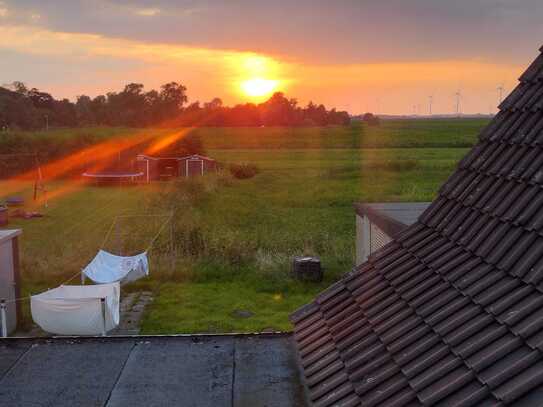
106,337,235,407
233,336,307,407
0,339,135,407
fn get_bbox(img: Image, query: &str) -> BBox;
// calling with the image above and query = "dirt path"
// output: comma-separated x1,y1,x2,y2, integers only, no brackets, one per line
111,291,154,336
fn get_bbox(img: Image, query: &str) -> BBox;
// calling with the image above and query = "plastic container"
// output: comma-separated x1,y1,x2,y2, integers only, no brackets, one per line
0,206,8,226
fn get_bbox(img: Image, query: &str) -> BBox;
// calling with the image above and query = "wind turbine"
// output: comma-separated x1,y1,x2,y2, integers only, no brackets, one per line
454,90,462,117
428,95,434,116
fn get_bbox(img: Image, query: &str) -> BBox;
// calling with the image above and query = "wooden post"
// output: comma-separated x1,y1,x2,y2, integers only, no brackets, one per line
81,270,85,285
1,299,7,338
101,298,106,337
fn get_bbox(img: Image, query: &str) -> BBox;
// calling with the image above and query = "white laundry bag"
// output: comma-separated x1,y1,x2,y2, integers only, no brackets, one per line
31,283,120,335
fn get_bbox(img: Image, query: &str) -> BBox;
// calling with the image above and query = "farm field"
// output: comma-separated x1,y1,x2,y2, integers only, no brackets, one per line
0,119,487,333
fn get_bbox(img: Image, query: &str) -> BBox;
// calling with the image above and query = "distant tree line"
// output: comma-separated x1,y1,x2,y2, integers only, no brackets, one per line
0,81,350,130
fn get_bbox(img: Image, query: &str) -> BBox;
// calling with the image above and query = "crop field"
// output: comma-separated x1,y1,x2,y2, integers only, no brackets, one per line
0,118,488,333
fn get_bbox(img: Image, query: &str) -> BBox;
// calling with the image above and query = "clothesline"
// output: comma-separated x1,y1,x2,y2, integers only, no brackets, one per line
100,212,173,250
3,268,85,305
3,212,174,306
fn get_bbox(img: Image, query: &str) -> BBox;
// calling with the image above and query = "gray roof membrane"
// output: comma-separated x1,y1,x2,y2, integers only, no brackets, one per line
0,334,307,407
355,203,431,237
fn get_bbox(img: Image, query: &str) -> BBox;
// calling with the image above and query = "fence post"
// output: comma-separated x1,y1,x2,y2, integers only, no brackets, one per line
101,298,106,337
1,299,7,338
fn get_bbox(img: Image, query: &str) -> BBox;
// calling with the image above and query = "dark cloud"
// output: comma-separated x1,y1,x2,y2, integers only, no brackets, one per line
4,0,543,64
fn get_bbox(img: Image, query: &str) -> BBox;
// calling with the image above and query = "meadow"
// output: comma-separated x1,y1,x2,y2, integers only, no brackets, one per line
0,118,488,333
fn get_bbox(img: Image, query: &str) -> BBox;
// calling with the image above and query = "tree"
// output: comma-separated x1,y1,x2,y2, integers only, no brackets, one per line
0,81,351,129
362,112,380,126
204,97,223,111
160,82,187,116
75,95,95,125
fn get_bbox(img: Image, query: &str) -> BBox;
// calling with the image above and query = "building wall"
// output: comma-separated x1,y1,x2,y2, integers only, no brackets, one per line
0,238,17,333
179,158,216,177
355,214,393,266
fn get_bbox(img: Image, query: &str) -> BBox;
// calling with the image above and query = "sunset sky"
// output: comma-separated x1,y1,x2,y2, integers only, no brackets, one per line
1,0,542,115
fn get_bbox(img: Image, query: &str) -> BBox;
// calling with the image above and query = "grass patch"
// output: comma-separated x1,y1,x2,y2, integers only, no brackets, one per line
141,280,325,334
0,120,479,333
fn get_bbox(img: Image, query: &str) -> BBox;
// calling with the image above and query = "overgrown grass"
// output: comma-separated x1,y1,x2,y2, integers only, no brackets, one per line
0,118,487,158
0,120,480,334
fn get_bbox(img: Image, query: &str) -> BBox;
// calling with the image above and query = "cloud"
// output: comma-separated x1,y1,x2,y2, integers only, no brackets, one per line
2,0,543,67
134,7,160,17
0,22,527,114
0,1,8,17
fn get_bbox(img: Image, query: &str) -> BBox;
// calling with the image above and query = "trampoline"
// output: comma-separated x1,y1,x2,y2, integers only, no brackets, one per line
82,171,144,184
5,196,25,206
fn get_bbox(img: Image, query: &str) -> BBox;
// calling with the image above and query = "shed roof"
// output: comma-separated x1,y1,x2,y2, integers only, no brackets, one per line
137,153,215,162
290,46,543,406
355,203,431,238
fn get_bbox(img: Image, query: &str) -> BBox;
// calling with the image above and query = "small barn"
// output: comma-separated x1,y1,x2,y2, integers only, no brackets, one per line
178,154,217,178
136,154,217,182
136,155,177,182
354,202,430,265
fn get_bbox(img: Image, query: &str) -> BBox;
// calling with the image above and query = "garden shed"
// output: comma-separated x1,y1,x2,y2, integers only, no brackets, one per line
354,202,430,265
0,229,21,335
178,154,217,178
136,154,216,182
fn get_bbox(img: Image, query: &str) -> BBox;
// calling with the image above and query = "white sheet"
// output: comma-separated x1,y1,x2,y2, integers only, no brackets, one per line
30,283,120,336
82,250,149,284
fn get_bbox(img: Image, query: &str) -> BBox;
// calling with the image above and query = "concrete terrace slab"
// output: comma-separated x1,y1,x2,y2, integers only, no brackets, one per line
0,334,307,407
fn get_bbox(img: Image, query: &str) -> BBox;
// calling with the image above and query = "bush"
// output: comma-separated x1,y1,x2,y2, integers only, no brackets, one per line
229,163,259,179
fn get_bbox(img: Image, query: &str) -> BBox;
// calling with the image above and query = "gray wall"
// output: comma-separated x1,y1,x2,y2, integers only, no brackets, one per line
355,214,392,266
0,238,17,333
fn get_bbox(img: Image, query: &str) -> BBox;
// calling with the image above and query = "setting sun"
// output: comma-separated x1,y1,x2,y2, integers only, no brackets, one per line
241,78,278,98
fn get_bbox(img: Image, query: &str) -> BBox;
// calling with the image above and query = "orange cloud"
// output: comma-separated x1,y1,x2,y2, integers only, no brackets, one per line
0,24,524,114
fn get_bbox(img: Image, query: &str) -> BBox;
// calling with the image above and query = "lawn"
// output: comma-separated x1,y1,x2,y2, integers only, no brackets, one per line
0,119,484,333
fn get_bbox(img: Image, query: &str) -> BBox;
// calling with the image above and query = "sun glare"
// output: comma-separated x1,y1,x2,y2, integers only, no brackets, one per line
241,78,278,98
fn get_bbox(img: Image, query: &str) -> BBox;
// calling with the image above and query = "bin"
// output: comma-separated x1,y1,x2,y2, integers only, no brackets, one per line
0,207,7,226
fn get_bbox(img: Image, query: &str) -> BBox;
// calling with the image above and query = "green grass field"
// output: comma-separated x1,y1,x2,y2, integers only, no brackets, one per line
0,119,487,333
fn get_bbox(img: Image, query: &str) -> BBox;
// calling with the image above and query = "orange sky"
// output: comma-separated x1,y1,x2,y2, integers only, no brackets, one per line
1,1,542,114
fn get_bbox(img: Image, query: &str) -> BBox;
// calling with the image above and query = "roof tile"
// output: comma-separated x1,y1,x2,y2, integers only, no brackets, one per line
291,47,543,406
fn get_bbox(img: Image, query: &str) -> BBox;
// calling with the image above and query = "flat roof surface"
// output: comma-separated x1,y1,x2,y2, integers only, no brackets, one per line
355,202,430,237
0,334,307,407
356,202,431,225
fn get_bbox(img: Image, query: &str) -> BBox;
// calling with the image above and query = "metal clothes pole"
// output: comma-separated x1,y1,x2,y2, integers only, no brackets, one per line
116,218,122,256
101,298,106,337
170,217,175,272
1,299,7,338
